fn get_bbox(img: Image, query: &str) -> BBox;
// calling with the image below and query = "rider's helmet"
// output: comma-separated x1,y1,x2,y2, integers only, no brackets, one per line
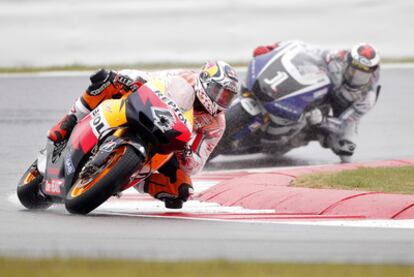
195,60,240,116
344,43,380,88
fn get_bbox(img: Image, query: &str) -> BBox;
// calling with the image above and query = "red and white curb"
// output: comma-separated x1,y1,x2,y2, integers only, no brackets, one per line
9,159,414,228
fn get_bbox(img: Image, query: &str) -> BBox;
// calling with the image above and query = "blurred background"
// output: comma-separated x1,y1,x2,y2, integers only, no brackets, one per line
1,0,413,68
1,1,414,272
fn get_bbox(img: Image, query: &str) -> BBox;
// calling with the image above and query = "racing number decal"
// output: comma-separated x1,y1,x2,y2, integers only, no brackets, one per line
264,71,289,92
151,107,176,132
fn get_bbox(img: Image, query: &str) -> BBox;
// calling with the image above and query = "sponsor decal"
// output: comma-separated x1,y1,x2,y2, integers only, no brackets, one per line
151,107,175,132
45,179,63,195
65,158,75,176
194,113,213,129
64,148,75,175
151,88,188,125
100,140,117,152
90,108,109,137
47,168,60,175
204,62,219,77
273,102,300,115
224,65,238,81
117,75,134,86
251,60,256,80
88,81,110,96
91,108,100,117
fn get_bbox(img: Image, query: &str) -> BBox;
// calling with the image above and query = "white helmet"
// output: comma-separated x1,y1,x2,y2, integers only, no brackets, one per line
195,60,240,116
344,43,380,88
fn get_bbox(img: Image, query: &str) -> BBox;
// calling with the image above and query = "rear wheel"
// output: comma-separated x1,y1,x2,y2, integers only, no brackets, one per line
65,145,143,215
17,161,52,210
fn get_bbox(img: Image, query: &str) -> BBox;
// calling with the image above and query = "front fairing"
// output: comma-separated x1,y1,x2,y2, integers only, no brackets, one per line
41,79,193,198
246,42,331,122
125,82,193,153
41,139,79,200
41,110,105,199
40,141,66,199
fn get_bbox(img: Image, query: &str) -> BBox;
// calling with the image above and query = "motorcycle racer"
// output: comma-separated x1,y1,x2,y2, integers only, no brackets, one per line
48,61,240,208
252,40,381,162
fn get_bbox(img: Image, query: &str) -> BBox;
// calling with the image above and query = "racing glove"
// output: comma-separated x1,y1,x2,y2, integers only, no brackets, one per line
252,43,279,57
112,72,142,92
89,69,142,95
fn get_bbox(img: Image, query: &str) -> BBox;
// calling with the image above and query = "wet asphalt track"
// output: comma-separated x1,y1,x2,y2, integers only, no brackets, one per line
0,67,414,263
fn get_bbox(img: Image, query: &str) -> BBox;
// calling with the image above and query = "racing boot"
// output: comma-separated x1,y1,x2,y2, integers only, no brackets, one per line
326,134,356,163
145,169,193,209
48,114,77,143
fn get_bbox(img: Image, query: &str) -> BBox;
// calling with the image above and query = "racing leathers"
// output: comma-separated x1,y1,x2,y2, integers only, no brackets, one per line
48,68,226,207
252,40,380,161
321,49,380,161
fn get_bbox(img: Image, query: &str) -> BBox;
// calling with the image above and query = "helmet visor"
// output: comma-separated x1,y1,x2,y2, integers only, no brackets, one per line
205,82,237,110
344,66,371,87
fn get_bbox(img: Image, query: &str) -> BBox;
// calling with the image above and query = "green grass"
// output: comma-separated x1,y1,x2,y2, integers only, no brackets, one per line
292,165,414,194
382,57,414,64
0,62,248,74
2,258,414,277
0,63,194,74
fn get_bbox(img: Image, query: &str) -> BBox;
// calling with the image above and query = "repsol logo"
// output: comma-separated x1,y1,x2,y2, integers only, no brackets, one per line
91,110,106,135
153,90,187,125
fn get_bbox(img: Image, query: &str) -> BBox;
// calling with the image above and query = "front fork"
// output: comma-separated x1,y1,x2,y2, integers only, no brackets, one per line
88,129,146,169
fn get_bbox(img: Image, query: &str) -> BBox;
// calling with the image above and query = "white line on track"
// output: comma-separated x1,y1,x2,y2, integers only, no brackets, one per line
9,188,414,229
281,219,414,229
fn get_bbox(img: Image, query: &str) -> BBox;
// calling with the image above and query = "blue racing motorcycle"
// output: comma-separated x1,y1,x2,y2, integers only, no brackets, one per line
210,41,333,159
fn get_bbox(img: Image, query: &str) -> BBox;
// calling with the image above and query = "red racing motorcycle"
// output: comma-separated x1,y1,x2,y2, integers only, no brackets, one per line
17,79,193,214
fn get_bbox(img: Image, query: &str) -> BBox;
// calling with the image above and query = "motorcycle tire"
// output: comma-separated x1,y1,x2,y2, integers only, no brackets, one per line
65,145,142,215
17,160,53,210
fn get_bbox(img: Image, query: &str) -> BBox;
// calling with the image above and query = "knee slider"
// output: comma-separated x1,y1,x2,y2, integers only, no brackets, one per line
178,184,193,202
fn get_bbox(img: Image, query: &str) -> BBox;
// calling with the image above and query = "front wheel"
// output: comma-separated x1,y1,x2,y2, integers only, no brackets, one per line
65,145,143,215
17,161,52,210
209,102,258,160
